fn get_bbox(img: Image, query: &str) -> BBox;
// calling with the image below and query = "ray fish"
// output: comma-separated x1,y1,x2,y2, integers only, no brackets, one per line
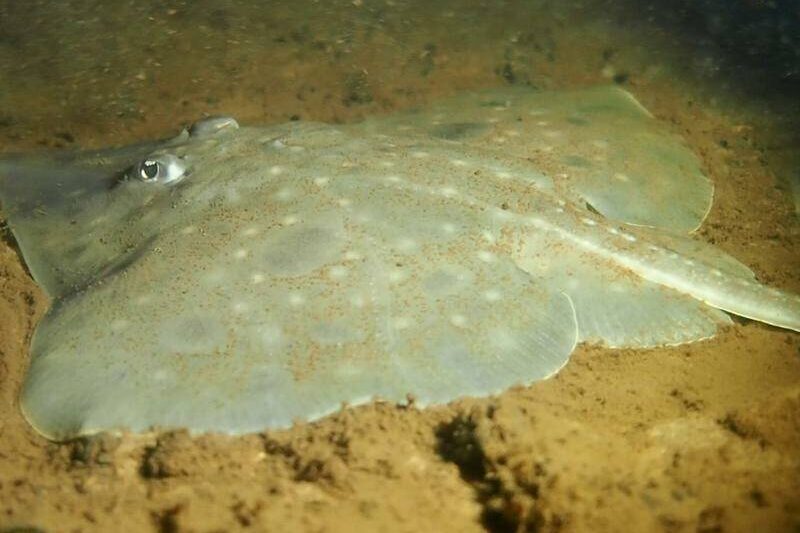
1,87,797,440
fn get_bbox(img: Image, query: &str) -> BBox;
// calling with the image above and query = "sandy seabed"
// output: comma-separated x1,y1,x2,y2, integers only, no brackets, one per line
0,1,798,531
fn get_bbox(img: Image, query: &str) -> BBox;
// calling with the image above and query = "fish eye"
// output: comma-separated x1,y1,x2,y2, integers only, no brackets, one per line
140,160,160,181
133,154,187,185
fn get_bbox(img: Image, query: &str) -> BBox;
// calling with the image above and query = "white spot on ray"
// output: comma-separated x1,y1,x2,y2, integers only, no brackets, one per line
251,273,265,284
484,289,502,302
344,250,362,261
396,238,417,252
477,250,496,263
202,269,225,285
349,293,366,308
273,187,293,201
345,208,369,224
393,317,413,330
388,268,406,283
281,215,298,226
328,265,349,279
450,314,468,328
313,177,330,187
492,329,519,351
181,225,196,235
442,222,458,234
492,209,512,222
608,283,627,293
380,161,396,168
288,292,305,306
411,151,429,159
242,227,259,237
450,158,468,167
338,198,352,207
269,165,284,176
234,248,249,260
259,324,284,348
440,186,458,197
226,189,242,204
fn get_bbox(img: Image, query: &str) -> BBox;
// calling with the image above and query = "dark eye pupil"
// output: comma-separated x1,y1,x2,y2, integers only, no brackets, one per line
141,160,160,180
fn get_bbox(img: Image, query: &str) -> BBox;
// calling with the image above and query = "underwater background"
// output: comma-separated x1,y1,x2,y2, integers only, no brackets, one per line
0,1,798,531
